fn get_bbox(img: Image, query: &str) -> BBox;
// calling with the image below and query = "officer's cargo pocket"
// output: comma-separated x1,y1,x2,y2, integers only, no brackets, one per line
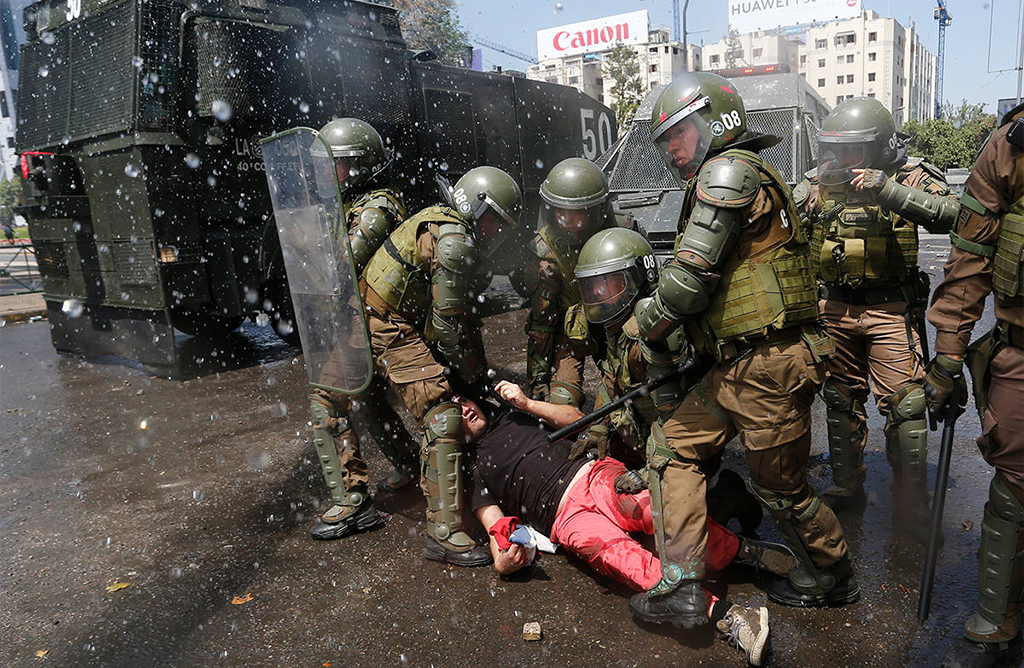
965,329,997,420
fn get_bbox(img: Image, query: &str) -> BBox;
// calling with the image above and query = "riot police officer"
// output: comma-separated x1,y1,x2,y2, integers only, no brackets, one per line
519,157,622,408
930,103,1024,668
361,165,524,566
628,73,856,626
306,118,420,541
792,99,960,534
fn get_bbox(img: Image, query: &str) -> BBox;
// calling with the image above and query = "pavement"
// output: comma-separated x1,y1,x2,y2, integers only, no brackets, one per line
0,237,1013,668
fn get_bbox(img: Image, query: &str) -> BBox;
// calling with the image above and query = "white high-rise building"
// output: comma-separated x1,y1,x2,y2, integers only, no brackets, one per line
801,10,936,124
702,31,801,75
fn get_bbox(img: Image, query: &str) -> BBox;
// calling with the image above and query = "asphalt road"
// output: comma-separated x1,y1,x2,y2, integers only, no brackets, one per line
0,237,1009,668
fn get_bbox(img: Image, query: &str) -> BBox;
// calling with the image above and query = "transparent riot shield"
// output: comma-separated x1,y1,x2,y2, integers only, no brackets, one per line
261,128,372,394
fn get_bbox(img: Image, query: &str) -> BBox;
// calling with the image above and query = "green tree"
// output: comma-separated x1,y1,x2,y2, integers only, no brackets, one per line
603,42,643,127
385,0,470,67
0,176,20,224
900,99,996,170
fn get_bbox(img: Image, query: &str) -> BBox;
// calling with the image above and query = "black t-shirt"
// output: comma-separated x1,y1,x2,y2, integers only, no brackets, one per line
469,409,588,536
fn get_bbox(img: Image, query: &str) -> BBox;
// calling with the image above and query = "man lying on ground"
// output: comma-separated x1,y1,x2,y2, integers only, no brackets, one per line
460,380,797,667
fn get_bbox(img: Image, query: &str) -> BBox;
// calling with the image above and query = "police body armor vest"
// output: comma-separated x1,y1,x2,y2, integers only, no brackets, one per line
993,193,1024,299
362,205,468,325
686,149,819,350
601,318,662,445
811,169,919,288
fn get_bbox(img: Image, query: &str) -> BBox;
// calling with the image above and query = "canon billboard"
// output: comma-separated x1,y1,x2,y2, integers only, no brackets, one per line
537,10,649,61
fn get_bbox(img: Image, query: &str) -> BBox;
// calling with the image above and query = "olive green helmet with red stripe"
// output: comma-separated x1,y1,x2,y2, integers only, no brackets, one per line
650,72,779,184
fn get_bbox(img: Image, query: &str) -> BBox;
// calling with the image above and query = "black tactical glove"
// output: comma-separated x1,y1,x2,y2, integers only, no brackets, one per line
923,354,964,419
569,423,608,460
858,167,888,191
614,468,648,494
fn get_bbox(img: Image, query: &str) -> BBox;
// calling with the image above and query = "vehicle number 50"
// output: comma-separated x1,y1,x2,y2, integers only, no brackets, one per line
580,109,613,160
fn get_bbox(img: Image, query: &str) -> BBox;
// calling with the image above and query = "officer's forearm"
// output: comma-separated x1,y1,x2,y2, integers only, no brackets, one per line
878,178,960,233
634,261,713,341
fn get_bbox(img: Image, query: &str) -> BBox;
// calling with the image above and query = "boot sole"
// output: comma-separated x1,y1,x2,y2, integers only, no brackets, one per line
766,583,861,608
422,540,493,568
310,507,388,541
748,607,769,667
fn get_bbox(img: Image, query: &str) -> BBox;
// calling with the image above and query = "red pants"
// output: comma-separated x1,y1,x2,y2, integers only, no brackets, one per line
550,459,741,592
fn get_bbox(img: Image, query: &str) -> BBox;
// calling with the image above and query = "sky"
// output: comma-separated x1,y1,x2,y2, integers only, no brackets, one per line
457,0,1024,114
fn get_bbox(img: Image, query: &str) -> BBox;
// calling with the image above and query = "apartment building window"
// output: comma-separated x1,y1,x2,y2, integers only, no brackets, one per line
847,94,855,100
869,32,877,42
818,58,825,67
664,46,669,53
710,54,720,65
595,77,603,86
837,96,844,104
6,137,13,148
818,78,826,87
753,48,762,58
835,33,855,46
569,76,580,84
837,55,844,65
672,47,678,54
649,64,657,73
868,52,876,62
815,38,827,49
868,92,876,98
545,64,556,69
868,72,876,82
847,74,854,83
837,75,844,85
546,78,558,84
0,96,8,119
800,55,806,65
846,54,855,63
650,47,658,53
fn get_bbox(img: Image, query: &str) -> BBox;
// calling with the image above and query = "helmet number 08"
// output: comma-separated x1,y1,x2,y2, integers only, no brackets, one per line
720,110,742,131
580,109,614,160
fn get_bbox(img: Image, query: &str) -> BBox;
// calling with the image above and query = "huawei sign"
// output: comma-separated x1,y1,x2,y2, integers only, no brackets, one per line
537,10,649,61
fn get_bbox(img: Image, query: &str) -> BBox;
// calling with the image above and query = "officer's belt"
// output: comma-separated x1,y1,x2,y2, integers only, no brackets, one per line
360,280,393,318
998,320,1024,349
720,327,803,361
819,283,912,306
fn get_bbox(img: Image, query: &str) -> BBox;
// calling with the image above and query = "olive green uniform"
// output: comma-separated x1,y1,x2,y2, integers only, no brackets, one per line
636,149,851,596
362,204,488,556
929,107,1024,661
310,186,420,524
795,159,959,508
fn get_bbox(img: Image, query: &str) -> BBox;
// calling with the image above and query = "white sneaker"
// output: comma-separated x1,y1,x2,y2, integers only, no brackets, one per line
716,604,769,666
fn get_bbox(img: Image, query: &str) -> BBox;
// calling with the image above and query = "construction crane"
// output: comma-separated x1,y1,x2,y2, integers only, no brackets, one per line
475,37,537,65
934,0,952,119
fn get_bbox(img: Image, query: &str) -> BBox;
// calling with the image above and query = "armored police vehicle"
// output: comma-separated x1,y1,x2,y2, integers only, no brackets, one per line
15,0,616,373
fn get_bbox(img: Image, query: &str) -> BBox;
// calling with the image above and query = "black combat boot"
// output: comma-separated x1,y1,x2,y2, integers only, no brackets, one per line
766,556,860,608
629,580,708,629
423,536,493,567
310,491,388,540
733,537,799,577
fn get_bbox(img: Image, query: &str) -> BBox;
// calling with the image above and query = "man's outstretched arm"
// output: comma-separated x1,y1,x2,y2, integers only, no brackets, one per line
494,380,583,429
475,504,530,575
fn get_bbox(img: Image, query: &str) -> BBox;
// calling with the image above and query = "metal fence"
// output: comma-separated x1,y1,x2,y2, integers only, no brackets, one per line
0,243,44,295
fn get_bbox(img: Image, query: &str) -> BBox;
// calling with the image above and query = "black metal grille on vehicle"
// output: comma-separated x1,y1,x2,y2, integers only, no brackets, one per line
607,120,679,192
17,0,136,149
113,241,158,285
747,108,796,183
137,0,181,131
804,114,820,164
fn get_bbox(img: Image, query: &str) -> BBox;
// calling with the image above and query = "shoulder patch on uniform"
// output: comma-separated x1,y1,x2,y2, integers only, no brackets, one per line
695,155,761,209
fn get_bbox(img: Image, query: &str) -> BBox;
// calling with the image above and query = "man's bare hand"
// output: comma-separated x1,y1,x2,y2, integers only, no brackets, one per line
495,380,531,411
494,543,529,575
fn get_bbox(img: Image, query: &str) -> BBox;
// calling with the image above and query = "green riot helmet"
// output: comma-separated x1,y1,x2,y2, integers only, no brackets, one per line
574,228,658,326
650,72,760,185
452,166,524,259
817,97,901,185
539,157,610,247
315,118,391,192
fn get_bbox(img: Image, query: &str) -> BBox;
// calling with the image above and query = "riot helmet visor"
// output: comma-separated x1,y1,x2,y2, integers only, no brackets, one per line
817,129,878,185
576,265,642,325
